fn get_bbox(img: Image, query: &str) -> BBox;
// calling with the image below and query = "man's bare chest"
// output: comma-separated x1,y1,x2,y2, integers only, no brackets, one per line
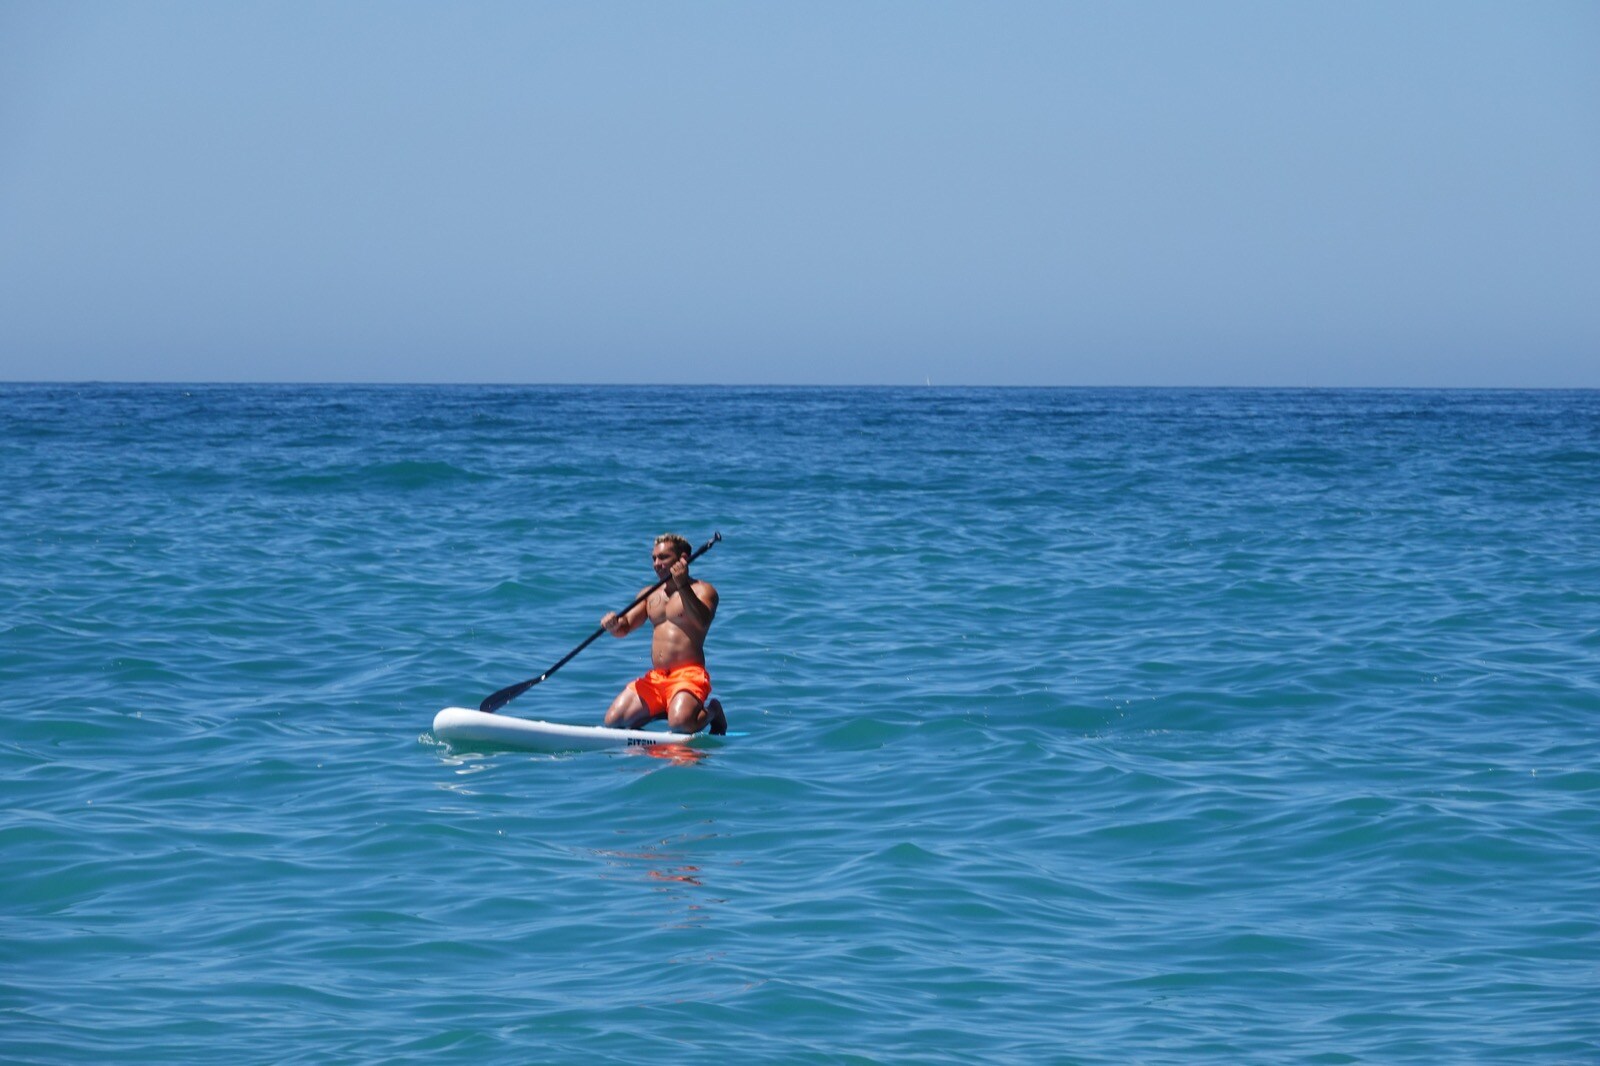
647,588,686,625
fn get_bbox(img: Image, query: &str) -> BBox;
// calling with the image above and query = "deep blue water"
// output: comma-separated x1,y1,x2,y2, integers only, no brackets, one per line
3,384,1598,1064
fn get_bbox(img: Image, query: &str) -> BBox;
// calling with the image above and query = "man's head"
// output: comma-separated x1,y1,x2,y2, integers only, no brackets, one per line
651,533,691,576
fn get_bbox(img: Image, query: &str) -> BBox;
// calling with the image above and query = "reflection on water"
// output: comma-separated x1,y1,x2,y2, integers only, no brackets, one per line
648,866,702,886
593,832,723,928
642,742,708,765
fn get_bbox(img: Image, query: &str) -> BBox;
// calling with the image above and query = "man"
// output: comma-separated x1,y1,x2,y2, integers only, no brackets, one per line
600,533,726,735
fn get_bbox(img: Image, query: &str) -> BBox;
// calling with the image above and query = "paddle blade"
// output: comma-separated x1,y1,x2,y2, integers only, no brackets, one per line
479,676,538,713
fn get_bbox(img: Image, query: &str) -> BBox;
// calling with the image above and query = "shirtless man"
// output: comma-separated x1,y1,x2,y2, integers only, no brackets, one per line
600,533,726,735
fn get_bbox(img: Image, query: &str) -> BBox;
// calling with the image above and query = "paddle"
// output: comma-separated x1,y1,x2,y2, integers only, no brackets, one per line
478,532,722,713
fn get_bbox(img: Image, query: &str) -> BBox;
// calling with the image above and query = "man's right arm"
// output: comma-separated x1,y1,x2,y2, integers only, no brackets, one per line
602,586,653,637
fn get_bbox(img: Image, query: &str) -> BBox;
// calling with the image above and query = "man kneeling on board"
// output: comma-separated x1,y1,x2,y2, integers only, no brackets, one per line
600,533,727,735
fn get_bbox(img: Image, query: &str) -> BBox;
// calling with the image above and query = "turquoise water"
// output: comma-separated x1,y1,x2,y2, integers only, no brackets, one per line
3,384,1597,1064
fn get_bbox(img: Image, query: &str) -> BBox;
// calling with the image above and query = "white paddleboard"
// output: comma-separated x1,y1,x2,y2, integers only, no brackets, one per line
432,706,718,753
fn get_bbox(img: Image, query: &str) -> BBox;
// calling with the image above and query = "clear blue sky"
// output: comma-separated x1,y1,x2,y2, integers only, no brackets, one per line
2,1,1595,386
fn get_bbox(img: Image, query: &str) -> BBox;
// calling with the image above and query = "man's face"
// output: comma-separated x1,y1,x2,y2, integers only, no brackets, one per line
651,543,684,579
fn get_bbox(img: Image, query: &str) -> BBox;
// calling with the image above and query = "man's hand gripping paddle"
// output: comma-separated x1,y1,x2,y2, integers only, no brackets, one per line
478,532,722,714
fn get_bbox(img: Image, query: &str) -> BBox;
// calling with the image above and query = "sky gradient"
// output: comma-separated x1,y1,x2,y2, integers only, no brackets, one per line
2,1,1596,386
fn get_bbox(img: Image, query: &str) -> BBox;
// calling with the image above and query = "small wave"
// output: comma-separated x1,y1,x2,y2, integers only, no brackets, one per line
363,460,488,488
268,460,487,493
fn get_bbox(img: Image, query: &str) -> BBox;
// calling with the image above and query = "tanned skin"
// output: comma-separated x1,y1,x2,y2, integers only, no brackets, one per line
600,538,724,734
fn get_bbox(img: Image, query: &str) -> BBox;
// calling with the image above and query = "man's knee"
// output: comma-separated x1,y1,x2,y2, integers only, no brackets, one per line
606,686,649,728
665,692,704,733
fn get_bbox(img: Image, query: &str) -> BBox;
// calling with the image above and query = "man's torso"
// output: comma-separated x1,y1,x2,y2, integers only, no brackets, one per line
647,581,714,670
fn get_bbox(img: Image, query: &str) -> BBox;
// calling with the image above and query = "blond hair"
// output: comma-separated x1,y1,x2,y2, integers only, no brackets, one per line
654,533,692,557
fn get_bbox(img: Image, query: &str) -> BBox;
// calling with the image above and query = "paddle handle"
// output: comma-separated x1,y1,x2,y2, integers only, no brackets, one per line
478,532,721,713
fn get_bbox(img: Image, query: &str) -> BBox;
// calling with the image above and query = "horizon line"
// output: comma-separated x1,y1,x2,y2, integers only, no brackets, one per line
2,380,1597,393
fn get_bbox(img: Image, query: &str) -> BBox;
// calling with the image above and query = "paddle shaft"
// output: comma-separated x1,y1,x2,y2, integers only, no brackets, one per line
478,532,721,713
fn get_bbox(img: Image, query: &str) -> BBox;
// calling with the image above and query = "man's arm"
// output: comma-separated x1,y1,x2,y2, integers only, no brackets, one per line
671,576,718,631
601,586,653,637
665,553,718,630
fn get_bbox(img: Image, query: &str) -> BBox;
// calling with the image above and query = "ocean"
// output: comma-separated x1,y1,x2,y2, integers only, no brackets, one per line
3,384,1597,1064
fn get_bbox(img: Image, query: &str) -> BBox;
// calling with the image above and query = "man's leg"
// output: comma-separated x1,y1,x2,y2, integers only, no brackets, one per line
604,683,652,729
664,690,705,734
665,692,727,735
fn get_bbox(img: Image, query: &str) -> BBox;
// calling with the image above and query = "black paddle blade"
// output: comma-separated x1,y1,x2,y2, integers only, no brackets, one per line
479,676,539,713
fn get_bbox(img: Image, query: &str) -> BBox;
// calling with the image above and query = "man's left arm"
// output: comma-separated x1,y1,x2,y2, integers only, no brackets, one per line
674,576,718,630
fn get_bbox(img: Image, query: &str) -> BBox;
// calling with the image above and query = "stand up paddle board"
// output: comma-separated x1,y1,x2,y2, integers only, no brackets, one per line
432,706,722,753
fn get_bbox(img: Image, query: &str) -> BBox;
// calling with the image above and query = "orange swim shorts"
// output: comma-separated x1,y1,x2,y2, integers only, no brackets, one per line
629,663,713,715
